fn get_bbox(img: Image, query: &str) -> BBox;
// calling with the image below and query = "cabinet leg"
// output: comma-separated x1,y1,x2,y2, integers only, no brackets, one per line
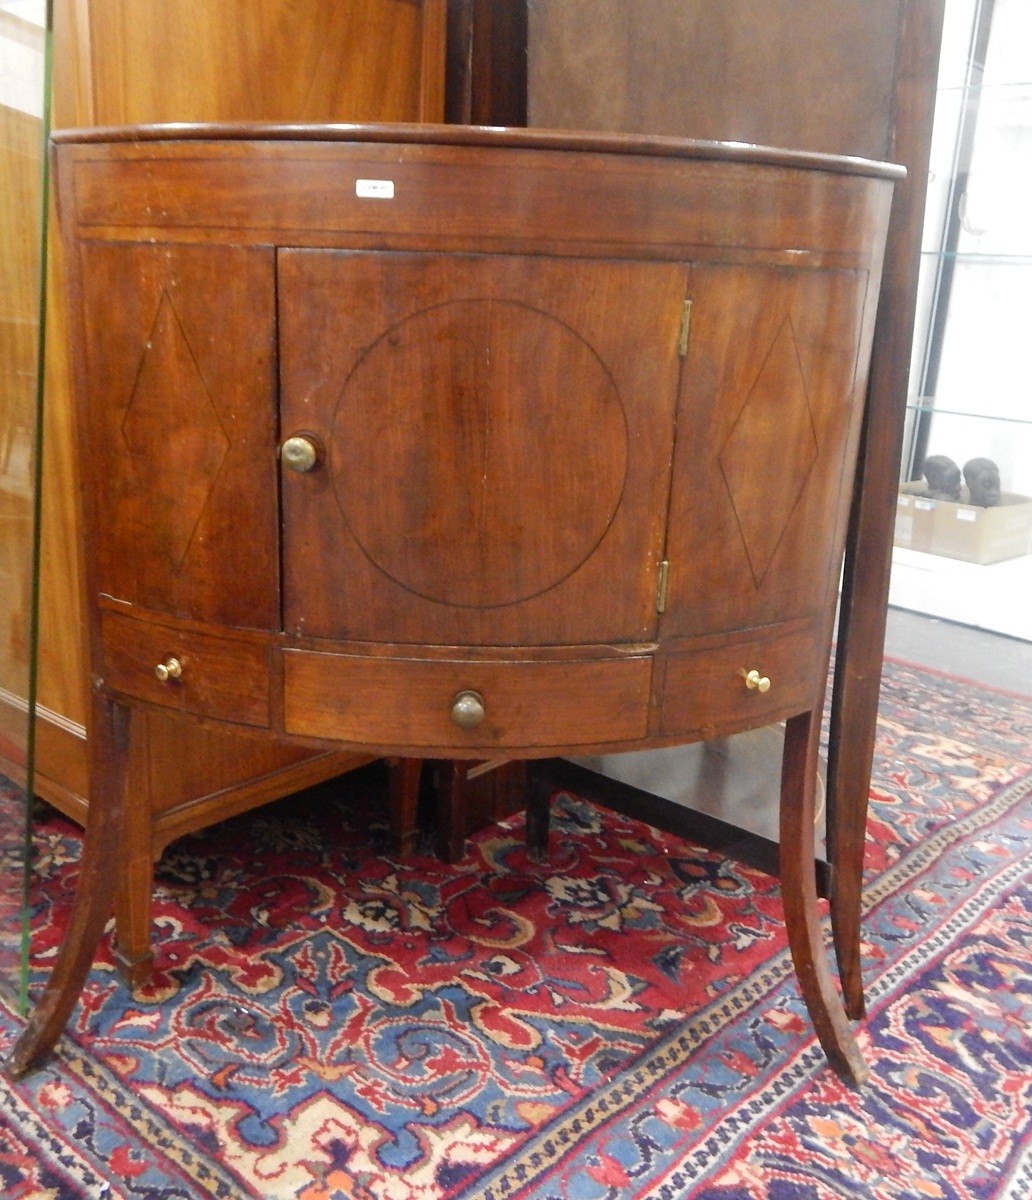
780,710,868,1087
525,767,551,863
434,760,474,864
433,760,531,862
5,695,131,1078
826,664,874,1021
112,739,156,988
113,863,156,990
386,757,423,856
827,793,867,1022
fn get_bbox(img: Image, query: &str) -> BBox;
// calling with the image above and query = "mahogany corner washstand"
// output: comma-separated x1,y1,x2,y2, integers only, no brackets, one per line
9,124,900,1086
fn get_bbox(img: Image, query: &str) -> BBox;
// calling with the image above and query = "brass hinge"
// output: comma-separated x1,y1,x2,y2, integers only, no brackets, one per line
656,559,670,614
678,298,693,357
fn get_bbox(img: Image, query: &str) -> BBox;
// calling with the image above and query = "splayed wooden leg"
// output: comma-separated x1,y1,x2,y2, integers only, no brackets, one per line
5,694,130,1078
780,708,869,1087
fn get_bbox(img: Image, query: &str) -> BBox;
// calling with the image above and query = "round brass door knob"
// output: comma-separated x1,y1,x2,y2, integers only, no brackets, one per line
450,689,485,729
155,657,182,682
280,435,320,473
743,668,771,694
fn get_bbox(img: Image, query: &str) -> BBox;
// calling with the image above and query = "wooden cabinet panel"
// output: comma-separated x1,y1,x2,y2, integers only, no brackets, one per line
0,97,44,764
81,0,446,125
76,242,279,629
283,650,653,751
65,139,889,262
279,249,686,646
661,263,876,637
526,0,900,160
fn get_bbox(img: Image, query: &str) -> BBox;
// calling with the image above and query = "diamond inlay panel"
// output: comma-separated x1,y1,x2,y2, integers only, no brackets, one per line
718,315,819,586
121,290,229,571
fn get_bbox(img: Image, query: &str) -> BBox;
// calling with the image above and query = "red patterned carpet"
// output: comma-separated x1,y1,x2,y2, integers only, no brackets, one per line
1,658,1031,1199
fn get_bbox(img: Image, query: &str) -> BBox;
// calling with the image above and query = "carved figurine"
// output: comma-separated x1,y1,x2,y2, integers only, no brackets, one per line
921,454,962,501
963,457,1001,507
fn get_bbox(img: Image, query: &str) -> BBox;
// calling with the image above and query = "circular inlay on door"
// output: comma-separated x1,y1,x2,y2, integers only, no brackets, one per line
331,299,628,608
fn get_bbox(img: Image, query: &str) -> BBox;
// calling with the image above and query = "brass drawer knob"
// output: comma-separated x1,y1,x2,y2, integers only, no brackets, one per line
743,668,771,694
280,434,320,473
450,689,485,729
155,657,182,682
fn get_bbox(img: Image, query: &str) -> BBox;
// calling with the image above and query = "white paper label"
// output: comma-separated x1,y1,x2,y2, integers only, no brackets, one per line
915,499,934,511
356,179,395,199
956,508,977,522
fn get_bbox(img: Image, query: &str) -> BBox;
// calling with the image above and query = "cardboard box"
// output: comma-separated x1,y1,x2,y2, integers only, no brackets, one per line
895,482,1032,564
894,487,936,553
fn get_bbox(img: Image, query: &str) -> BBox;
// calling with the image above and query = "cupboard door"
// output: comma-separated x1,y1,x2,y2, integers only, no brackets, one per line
77,243,279,629
279,251,686,646
661,263,874,637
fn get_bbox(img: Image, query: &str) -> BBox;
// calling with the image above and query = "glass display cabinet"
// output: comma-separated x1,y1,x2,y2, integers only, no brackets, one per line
893,0,1032,642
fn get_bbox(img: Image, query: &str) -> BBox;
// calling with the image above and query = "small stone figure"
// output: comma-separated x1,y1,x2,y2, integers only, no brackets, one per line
921,454,962,501
963,457,1001,507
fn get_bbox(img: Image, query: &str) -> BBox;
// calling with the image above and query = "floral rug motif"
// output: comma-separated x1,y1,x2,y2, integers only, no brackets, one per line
1,657,1031,1199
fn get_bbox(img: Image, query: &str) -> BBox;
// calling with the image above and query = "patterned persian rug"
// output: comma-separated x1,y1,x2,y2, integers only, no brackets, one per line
1,658,1031,1200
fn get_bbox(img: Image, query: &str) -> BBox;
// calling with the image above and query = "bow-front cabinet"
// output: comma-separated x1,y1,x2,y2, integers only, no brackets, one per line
12,125,899,1085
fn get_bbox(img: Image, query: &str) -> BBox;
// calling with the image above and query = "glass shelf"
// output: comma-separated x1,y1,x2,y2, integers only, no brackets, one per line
918,251,1032,264
906,401,1032,424
893,405,1032,643
902,403,1032,495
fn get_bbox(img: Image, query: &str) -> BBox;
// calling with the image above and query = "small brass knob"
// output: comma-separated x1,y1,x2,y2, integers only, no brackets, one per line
743,668,771,694
450,690,485,729
155,657,182,682
280,435,320,473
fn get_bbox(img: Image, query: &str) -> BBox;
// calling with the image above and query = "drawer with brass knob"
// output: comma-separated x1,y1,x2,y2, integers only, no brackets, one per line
99,611,272,727
658,628,820,739
282,650,653,752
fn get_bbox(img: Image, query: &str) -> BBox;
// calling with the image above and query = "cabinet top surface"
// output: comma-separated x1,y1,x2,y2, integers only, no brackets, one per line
52,120,905,181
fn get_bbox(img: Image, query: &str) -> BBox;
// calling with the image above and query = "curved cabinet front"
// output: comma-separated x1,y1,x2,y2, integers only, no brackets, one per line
57,125,896,763
8,124,902,1088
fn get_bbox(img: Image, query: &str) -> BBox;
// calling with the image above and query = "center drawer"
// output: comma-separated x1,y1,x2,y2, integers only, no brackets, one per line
282,650,653,751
